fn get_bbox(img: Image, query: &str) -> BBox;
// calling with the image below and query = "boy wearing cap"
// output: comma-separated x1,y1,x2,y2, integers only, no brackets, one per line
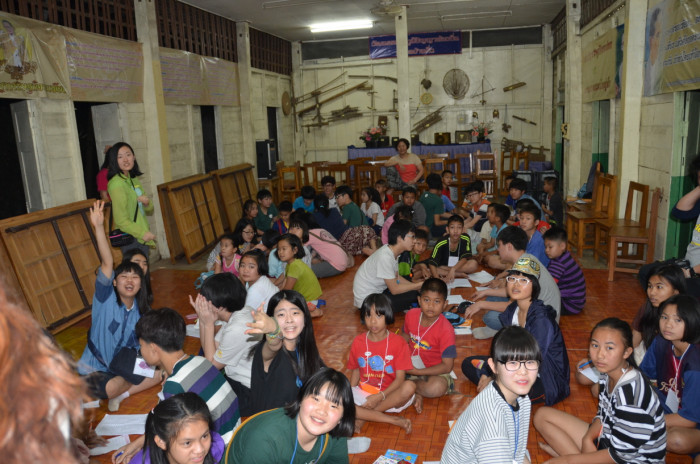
461,257,570,405
464,226,561,339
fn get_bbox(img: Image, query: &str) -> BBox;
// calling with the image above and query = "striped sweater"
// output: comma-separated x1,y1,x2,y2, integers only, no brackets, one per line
546,250,586,314
441,382,530,464
163,355,240,443
595,368,666,463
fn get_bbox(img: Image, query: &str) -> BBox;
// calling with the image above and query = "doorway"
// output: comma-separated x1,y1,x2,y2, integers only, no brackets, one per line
592,100,610,173
0,98,27,220
666,90,700,259
267,107,279,158
201,106,218,173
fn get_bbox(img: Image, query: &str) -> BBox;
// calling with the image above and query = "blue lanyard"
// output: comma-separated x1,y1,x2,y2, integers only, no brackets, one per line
510,406,519,462
290,420,324,464
295,348,302,388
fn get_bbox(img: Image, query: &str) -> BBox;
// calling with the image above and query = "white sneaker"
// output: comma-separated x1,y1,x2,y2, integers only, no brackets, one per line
472,327,498,339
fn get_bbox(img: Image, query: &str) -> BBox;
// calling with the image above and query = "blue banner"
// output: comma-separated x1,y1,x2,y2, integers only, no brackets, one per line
369,31,462,59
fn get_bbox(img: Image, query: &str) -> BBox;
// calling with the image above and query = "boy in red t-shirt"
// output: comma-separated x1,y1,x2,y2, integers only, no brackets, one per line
347,294,415,433
401,278,457,413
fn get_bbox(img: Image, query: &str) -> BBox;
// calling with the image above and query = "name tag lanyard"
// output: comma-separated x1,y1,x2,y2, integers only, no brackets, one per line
412,313,439,359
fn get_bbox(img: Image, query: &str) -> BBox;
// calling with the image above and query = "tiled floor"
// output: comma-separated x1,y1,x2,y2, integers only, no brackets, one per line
57,251,691,463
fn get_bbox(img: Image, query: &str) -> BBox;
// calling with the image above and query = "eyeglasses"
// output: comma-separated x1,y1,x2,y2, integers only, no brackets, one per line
499,360,539,371
506,276,531,285
335,193,346,199
467,192,481,198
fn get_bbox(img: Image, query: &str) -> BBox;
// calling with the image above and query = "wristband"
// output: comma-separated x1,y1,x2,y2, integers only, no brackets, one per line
380,390,386,400
267,319,281,340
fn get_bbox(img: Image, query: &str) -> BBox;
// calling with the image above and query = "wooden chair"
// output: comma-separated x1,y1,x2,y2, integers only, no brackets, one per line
603,188,662,281
566,173,618,257
453,153,475,204
475,152,497,198
567,163,603,213
593,181,650,262
278,161,303,202
514,150,529,171
499,149,516,196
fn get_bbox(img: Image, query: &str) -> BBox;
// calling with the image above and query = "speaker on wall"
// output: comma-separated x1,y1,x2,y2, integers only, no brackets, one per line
455,131,470,143
434,132,451,145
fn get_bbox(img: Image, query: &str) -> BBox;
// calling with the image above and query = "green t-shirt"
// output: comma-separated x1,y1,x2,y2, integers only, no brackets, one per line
255,203,279,231
341,201,367,228
286,259,322,301
227,408,349,464
419,191,445,229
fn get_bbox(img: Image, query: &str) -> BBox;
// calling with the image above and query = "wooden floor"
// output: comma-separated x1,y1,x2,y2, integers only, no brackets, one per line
56,257,691,463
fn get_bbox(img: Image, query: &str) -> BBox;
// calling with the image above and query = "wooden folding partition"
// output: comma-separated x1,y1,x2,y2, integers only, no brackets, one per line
210,164,258,232
0,199,120,331
158,174,225,264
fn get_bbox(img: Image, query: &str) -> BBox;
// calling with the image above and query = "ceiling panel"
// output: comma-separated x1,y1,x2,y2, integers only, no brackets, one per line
182,0,565,42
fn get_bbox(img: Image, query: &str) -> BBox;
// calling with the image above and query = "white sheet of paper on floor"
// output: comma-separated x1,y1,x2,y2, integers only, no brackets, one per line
186,324,200,338
449,370,457,379
580,366,600,383
82,399,100,409
95,414,148,436
446,294,465,304
467,270,494,284
448,279,471,289
89,435,130,456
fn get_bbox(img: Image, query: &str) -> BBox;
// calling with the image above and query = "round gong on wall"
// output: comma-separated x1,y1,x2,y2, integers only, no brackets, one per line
443,69,469,100
281,91,292,116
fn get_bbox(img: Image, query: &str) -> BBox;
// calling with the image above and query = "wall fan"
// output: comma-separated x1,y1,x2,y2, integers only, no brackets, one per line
371,0,403,16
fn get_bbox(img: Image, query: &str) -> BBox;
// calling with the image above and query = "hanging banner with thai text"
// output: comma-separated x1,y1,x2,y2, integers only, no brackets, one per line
644,0,700,96
0,12,70,99
161,48,240,106
582,27,619,102
64,28,143,102
369,31,462,59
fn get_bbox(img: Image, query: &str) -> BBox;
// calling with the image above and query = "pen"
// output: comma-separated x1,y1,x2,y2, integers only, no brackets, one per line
115,452,124,459
578,360,592,369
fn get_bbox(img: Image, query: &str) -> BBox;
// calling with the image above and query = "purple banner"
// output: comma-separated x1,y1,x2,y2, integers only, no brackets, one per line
369,31,462,59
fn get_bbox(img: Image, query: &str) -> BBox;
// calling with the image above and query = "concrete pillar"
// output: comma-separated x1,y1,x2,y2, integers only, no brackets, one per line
291,41,305,163
564,0,583,196
616,0,646,214
542,24,554,156
134,0,171,258
395,7,410,139
236,22,256,166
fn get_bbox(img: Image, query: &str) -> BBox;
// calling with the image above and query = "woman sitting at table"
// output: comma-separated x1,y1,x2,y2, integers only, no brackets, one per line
384,138,424,190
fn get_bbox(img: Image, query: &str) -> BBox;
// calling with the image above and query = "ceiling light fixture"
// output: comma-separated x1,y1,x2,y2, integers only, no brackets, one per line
262,0,339,8
310,19,374,33
441,10,512,20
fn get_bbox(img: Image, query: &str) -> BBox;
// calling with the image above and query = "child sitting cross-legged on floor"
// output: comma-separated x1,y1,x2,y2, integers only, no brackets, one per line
428,214,478,283
346,294,415,434
478,203,509,264
401,278,457,414
543,227,586,316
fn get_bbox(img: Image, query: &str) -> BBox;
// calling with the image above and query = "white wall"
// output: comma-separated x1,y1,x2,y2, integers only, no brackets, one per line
297,44,546,163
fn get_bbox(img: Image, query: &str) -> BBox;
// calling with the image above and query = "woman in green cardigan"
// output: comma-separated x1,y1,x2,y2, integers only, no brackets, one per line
107,142,155,256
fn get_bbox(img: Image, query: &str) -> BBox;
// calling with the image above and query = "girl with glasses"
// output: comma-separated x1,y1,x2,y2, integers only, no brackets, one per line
442,326,540,463
461,257,570,406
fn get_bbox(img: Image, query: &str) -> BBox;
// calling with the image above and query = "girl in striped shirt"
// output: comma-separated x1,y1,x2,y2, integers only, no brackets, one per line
535,318,666,463
441,326,540,464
